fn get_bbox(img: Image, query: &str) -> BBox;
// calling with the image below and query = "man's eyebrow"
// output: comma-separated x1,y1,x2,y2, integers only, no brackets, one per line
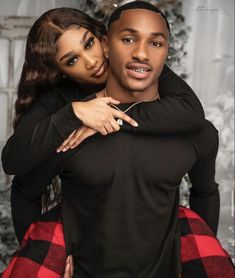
119,28,138,34
119,28,167,40
150,32,167,40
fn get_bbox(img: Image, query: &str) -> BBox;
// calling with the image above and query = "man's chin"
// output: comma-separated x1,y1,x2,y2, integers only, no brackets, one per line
125,82,151,93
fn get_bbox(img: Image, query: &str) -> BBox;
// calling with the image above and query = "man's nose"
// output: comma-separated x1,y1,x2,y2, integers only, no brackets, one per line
132,42,148,61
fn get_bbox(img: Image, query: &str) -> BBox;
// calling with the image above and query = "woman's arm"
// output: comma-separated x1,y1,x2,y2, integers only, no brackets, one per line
121,65,205,134
2,65,204,174
57,66,206,151
188,120,219,235
1,90,83,175
2,90,135,175
11,150,69,243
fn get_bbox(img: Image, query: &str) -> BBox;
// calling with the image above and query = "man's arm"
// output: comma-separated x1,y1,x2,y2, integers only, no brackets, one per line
188,120,220,235
122,65,205,134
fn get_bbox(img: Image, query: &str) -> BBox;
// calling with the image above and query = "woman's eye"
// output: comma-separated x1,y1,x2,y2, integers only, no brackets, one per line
152,41,162,47
66,57,79,66
85,37,95,49
122,37,135,44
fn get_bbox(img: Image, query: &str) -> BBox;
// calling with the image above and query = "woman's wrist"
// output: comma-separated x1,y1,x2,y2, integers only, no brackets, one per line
71,102,85,122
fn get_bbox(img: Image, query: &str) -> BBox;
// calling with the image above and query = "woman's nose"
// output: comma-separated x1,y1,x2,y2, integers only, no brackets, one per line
85,55,98,70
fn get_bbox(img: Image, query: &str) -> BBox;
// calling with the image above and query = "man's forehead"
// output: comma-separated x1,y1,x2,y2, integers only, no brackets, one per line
119,9,163,19
109,9,169,35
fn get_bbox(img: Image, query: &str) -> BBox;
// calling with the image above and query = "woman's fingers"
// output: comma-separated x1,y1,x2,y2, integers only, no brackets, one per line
61,130,83,152
57,128,85,152
101,97,120,105
110,118,121,132
56,130,77,152
58,127,98,152
104,122,114,134
111,108,138,127
70,128,97,149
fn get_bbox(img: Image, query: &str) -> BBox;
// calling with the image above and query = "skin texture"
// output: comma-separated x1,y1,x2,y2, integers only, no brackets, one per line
103,9,169,102
55,28,108,85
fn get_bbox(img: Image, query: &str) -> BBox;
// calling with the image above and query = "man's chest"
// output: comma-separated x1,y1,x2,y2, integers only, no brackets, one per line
63,132,197,187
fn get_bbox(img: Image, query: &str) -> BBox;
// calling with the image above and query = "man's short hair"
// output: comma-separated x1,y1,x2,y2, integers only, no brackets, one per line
108,1,170,32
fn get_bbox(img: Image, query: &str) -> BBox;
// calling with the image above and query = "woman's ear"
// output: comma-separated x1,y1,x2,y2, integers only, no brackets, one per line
102,35,109,59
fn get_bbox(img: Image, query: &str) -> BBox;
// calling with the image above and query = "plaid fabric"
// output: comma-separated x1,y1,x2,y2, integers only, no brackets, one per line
1,207,66,278
1,206,234,278
179,206,235,278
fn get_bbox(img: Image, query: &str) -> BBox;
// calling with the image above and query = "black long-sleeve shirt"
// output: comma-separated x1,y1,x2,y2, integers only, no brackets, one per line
2,66,204,176
12,119,219,277
3,65,209,245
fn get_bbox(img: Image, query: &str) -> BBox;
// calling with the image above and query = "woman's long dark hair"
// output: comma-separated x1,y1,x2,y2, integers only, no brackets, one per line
14,7,106,128
14,8,106,211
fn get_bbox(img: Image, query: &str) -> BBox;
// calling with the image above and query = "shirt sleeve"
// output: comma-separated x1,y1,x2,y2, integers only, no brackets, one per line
11,151,66,243
188,120,220,235
121,65,205,135
1,91,83,175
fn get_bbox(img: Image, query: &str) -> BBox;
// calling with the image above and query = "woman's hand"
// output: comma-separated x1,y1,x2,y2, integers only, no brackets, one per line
72,97,138,135
57,126,97,152
63,255,74,278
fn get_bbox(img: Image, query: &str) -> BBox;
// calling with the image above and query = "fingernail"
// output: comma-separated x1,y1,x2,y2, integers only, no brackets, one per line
133,122,138,127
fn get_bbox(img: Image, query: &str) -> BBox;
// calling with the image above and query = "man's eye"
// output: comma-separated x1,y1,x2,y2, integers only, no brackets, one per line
152,41,162,47
66,57,79,66
85,37,95,49
122,37,135,44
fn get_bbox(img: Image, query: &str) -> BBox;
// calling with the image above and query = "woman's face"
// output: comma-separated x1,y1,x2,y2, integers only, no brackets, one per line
55,27,108,84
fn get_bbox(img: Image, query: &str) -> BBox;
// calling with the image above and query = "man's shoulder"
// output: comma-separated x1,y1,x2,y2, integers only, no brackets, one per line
198,119,218,138
190,119,219,158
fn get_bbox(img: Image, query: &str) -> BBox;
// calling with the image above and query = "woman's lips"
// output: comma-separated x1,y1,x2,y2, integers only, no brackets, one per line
92,62,106,78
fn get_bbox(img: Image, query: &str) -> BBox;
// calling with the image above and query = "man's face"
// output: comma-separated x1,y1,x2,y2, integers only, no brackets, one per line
105,9,169,93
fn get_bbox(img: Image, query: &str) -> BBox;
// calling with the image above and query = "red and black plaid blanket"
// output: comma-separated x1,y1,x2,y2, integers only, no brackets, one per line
1,206,234,278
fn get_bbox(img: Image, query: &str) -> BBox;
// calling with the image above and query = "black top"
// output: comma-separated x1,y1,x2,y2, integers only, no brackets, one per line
13,118,219,278
3,65,211,247
2,66,204,176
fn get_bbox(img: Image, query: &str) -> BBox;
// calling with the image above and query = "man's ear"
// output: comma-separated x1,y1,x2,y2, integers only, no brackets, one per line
102,35,109,59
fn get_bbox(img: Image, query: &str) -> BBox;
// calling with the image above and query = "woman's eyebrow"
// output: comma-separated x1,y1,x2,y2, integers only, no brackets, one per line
60,51,74,62
59,30,90,62
80,30,89,44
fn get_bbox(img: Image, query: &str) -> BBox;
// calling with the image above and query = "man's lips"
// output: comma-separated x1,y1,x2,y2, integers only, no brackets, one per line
126,63,152,79
92,62,106,78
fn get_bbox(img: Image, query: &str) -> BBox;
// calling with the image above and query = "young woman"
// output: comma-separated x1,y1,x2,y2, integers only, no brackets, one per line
1,6,233,278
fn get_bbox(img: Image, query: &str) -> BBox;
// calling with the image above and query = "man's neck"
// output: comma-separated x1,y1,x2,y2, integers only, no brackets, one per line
105,76,159,103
